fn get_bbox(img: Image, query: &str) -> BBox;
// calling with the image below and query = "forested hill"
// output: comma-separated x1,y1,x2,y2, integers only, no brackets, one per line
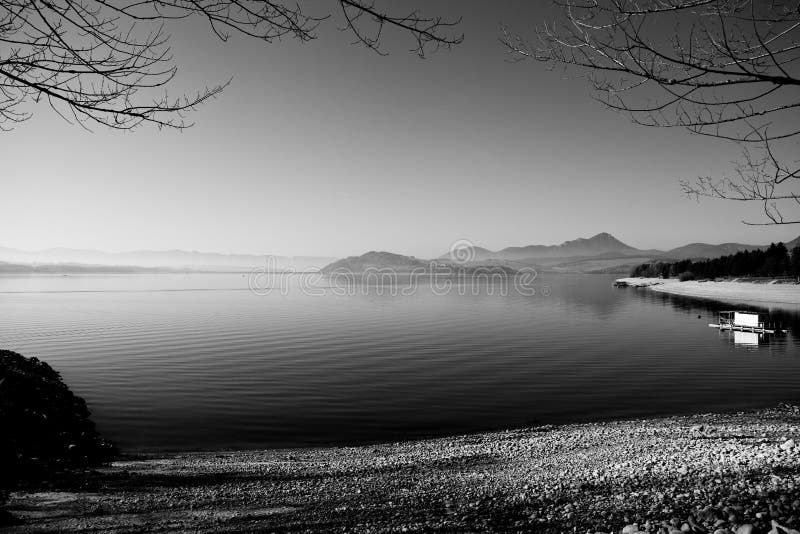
630,243,800,280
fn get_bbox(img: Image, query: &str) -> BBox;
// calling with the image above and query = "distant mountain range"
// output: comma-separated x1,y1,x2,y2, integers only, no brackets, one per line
1,233,797,275
441,232,662,262
431,232,800,274
441,232,800,263
0,261,170,274
0,246,337,272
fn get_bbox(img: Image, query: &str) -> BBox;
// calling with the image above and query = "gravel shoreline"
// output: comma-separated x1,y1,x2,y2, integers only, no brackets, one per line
614,278,800,307
5,405,800,533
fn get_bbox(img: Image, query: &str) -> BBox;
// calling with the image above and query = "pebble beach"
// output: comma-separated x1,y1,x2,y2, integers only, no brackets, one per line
5,406,800,533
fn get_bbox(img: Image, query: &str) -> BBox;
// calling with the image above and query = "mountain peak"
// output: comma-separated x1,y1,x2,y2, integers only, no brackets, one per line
591,232,614,240
558,232,635,251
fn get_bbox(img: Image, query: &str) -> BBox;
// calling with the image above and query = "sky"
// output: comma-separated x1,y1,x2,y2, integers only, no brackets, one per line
1,1,798,259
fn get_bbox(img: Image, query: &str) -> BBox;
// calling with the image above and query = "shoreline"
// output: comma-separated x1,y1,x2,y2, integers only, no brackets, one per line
615,277,800,307
110,402,796,456
6,405,800,533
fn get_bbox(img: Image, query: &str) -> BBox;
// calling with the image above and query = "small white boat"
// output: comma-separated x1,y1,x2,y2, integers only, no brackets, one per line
708,311,787,334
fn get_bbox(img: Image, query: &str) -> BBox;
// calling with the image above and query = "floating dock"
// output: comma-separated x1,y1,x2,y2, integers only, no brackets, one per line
708,311,787,335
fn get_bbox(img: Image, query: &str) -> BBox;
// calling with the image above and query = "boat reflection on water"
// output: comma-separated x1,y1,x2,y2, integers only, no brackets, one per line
732,330,761,347
713,328,773,350
733,330,761,346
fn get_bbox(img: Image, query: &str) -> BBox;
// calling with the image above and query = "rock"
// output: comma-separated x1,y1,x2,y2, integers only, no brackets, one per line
736,525,756,534
780,439,796,451
688,516,704,531
690,425,705,433
622,525,640,534
769,520,800,534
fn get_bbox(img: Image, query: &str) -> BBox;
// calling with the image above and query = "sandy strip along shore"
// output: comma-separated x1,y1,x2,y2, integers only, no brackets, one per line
615,278,800,307
4,406,800,533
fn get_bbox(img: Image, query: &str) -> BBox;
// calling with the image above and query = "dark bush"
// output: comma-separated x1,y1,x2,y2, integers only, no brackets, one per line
678,271,696,282
0,350,116,503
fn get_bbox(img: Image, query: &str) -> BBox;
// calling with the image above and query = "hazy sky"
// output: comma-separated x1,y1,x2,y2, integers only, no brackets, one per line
1,1,798,258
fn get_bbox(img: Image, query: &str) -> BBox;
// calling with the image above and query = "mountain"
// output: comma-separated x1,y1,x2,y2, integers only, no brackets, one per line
497,232,649,261
660,242,764,260
660,235,800,260
0,246,337,272
320,251,518,275
438,245,495,262
321,251,427,273
438,233,658,263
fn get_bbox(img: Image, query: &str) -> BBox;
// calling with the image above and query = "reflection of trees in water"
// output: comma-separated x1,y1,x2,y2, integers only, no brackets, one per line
631,288,800,340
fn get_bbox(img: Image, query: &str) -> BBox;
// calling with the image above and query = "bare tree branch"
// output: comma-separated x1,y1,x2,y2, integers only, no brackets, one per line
0,0,463,131
501,0,800,225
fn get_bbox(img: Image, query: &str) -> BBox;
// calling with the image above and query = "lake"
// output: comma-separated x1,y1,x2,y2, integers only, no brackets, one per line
1,272,798,451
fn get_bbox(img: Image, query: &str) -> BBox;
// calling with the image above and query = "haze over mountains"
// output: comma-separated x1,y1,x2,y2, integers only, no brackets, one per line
1,233,797,274
0,246,336,273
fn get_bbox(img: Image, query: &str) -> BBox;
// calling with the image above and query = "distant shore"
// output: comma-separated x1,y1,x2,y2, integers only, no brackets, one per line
616,277,800,307
5,406,800,533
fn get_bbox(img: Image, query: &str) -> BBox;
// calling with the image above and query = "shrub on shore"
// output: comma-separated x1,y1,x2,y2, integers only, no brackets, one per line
0,350,116,514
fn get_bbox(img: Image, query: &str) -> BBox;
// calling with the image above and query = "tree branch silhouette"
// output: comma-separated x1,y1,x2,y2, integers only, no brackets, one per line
501,0,800,225
0,0,463,131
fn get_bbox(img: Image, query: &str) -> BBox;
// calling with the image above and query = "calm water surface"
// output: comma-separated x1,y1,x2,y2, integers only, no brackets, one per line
1,273,798,450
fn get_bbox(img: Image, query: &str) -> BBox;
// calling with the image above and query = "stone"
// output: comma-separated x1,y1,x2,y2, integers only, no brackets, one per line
780,439,796,451
768,520,800,534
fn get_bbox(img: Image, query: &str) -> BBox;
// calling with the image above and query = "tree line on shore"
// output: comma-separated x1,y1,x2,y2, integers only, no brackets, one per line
631,243,800,280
